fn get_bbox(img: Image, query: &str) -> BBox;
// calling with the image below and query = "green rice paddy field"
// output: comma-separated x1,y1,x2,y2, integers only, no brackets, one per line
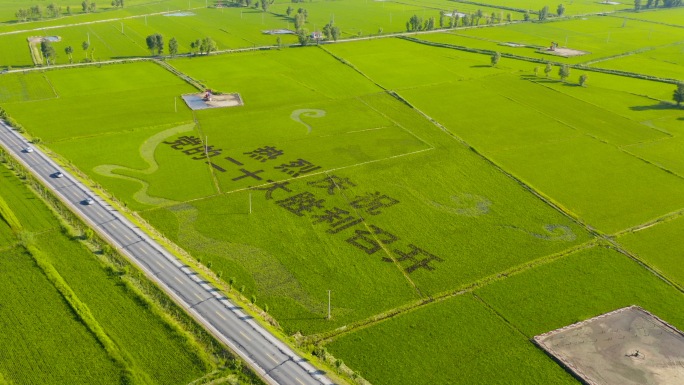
0,148,236,383
1,4,684,385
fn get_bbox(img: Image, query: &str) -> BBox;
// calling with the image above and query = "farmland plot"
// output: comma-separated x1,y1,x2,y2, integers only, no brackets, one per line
618,215,684,288
475,245,684,337
0,248,122,385
327,294,579,385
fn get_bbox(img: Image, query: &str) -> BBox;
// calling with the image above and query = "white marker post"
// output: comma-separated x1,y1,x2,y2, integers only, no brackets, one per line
327,290,331,320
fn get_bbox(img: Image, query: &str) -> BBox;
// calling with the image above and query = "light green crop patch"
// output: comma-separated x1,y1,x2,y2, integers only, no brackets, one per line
0,72,57,103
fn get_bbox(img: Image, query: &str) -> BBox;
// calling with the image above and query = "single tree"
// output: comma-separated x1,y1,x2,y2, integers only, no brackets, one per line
634,0,642,10
296,29,311,46
524,10,531,20
439,11,446,28
506,12,512,22
557,3,565,16
47,3,61,18
190,39,201,54
335,359,344,373
81,41,90,60
424,16,435,30
65,46,74,63
330,25,340,41
145,33,163,55
534,66,540,76
30,5,43,19
168,37,178,56
15,9,29,22
673,83,684,107
491,51,501,66
276,36,281,47
579,74,588,87
646,0,654,7
286,6,293,16
539,6,549,20
544,62,553,77
294,13,305,29
82,0,89,12
559,64,570,81
462,14,470,26
407,14,423,31
67,5,72,14
40,41,56,65
475,9,483,24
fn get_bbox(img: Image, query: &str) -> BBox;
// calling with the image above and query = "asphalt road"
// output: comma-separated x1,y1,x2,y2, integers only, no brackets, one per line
0,120,334,385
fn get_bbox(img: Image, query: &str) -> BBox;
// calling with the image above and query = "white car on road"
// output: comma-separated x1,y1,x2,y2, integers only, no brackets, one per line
23,147,34,153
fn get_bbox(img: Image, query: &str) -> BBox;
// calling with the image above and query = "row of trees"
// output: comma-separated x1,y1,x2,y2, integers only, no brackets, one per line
537,4,566,21
145,34,217,56
82,1,97,13
635,0,682,10
407,10,515,32
16,4,62,21
15,1,107,21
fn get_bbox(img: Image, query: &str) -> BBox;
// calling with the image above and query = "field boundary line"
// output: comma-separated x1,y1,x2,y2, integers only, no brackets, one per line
606,11,684,29
580,40,684,66
356,96,436,150
308,240,599,345
471,292,530,338
612,207,684,236
189,111,222,195
605,241,684,294
153,60,206,90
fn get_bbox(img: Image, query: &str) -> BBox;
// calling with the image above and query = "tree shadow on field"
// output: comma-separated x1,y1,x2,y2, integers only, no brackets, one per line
630,102,679,111
470,64,491,68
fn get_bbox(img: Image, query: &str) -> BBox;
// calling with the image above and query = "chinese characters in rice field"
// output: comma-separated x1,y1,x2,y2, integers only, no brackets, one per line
164,136,442,274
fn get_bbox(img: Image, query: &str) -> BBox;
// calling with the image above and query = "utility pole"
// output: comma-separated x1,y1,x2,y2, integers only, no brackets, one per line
87,32,90,45
121,22,124,34
174,97,177,112
249,193,252,214
327,290,331,320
